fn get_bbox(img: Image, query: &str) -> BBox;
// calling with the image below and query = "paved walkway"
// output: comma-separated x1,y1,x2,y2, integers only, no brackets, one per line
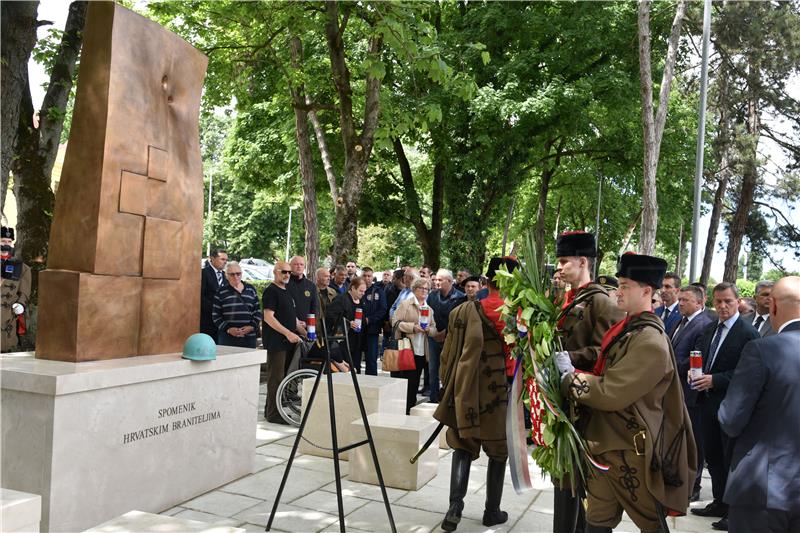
160,383,716,533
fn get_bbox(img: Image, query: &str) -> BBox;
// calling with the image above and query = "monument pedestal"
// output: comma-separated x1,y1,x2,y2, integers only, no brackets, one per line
298,374,406,460
349,413,439,490
1,347,264,532
0,488,41,532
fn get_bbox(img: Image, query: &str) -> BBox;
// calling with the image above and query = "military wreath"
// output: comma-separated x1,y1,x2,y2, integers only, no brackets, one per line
494,231,598,491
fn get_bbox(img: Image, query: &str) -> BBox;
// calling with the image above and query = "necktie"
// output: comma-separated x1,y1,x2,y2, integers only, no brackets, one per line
706,322,725,371
663,307,670,321
672,316,688,341
754,315,764,331
216,270,223,286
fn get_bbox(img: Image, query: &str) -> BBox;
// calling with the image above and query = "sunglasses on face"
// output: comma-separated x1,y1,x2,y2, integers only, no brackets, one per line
279,269,291,274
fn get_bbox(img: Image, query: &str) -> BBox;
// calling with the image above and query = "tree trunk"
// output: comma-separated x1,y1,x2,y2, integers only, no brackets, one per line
700,62,732,287
619,208,643,255
723,57,761,283
1,1,39,214
289,36,319,271
675,221,685,277
13,1,87,264
700,175,729,286
393,137,443,270
636,0,686,254
323,2,383,264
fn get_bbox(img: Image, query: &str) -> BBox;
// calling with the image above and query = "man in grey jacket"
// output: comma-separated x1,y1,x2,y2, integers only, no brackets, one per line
719,276,800,533
741,280,776,337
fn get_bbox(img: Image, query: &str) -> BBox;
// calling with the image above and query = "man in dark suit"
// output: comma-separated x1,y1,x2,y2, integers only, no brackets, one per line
200,248,228,342
654,271,682,333
742,280,776,338
718,276,800,533
672,284,714,501
691,282,760,530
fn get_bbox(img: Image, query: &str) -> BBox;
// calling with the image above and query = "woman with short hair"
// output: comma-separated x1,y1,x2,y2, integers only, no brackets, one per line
392,276,437,413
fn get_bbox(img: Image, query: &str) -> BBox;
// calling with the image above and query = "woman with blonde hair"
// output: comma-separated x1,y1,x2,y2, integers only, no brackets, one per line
391,276,437,413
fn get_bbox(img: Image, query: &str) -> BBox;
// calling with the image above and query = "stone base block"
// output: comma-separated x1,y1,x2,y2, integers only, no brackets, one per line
0,488,41,533
1,347,264,532
299,374,406,460
409,402,450,450
349,413,439,491
85,510,243,532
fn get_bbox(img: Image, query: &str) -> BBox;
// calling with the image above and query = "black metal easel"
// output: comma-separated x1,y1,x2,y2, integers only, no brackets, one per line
266,316,397,533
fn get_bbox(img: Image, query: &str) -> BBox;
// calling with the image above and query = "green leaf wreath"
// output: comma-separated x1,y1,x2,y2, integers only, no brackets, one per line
494,230,593,487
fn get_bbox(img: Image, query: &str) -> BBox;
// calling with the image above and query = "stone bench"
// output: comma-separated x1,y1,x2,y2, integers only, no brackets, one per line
0,488,41,533
299,374,406,460
85,510,243,532
409,402,450,450
349,413,439,491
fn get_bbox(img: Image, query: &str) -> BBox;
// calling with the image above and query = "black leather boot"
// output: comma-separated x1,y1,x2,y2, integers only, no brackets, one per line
441,449,472,531
584,524,612,533
482,457,509,526
553,487,580,533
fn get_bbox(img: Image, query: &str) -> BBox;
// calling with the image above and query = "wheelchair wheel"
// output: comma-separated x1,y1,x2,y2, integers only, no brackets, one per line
276,368,318,426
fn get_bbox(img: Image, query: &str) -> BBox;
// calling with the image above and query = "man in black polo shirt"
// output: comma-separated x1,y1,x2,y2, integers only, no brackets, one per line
262,260,301,424
287,255,316,337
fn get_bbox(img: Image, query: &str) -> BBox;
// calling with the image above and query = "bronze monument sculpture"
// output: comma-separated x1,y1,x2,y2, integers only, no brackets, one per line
36,2,208,361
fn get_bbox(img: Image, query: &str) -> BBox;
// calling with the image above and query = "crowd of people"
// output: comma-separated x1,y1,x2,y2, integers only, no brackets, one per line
197,233,800,533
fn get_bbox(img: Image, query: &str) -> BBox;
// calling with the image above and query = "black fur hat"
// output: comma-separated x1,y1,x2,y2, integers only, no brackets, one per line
1,226,14,240
556,231,596,258
615,252,668,289
596,275,619,289
485,256,519,281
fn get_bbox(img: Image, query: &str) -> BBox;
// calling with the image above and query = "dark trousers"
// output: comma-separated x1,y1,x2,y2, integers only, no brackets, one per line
688,404,704,491
343,332,364,373
702,401,732,503
359,333,380,375
219,332,257,349
265,349,288,422
428,339,444,403
390,354,425,414
729,506,800,533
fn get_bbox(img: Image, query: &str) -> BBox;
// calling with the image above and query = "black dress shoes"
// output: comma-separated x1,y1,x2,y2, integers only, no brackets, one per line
711,517,729,530
691,500,727,517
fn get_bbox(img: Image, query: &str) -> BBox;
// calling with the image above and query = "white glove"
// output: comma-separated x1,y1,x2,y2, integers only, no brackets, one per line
555,351,574,376
11,303,24,315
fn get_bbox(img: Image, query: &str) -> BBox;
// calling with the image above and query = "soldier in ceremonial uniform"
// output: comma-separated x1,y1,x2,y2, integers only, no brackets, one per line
558,253,696,533
1,227,31,352
553,231,624,533
434,257,517,532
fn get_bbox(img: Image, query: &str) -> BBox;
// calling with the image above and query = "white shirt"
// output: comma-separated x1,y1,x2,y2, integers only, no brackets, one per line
685,307,704,323
778,318,800,334
751,312,769,327
709,311,740,367
662,301,678,320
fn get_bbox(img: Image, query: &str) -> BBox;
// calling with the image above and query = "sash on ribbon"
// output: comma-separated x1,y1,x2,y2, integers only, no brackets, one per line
507,356,533,494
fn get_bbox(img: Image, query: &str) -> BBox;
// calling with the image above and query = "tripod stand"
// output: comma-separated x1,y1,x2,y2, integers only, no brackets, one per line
266,316,397,533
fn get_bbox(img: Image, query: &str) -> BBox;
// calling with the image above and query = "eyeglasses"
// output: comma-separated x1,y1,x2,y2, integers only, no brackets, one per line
279,269,291,274
415,287,430,292
227,272,243,277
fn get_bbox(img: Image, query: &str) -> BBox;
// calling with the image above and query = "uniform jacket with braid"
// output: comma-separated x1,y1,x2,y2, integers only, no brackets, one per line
559,283,625,370
562,312,697,515
434,301,508,444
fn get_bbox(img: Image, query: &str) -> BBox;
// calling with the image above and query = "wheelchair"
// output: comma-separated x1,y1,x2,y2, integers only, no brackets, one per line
276,335,349,426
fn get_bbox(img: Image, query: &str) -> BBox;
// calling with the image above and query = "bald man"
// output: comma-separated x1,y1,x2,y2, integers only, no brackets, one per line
262,260,301,424
719,276,800,533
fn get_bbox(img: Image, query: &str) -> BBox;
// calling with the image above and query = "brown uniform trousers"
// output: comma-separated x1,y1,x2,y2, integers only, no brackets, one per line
586,450,663,532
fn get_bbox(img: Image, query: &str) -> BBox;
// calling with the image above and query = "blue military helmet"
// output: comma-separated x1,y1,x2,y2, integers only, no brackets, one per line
182,333,217,361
